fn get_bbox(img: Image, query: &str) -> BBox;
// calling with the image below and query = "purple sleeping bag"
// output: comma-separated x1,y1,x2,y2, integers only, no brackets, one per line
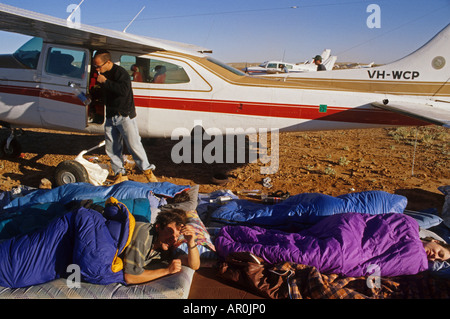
215,213,428,277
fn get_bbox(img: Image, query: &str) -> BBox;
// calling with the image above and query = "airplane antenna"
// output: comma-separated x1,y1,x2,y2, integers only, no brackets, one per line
411,127,418,176
123,6,146,33
66,0,85,22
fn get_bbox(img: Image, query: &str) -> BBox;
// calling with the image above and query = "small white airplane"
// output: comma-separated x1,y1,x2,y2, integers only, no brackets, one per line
244,61,294,75
0,3,449,161
339,62,375,69
290,49,338,73
244,49,337,74
294,55,338,73
355,62,375,69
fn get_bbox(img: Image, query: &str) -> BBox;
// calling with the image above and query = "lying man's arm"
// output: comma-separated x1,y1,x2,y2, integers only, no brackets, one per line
179,225,200,270
124,259,182,285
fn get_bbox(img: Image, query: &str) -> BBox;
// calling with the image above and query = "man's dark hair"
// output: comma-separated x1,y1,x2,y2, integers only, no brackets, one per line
155,209,187,229
94,49,111,63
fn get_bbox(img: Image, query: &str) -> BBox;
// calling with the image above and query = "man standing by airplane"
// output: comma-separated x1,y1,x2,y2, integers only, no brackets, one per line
313,55,326,71
93,50,158,184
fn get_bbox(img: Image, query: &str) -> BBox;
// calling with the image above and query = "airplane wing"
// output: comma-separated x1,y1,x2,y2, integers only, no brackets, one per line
0,3,212,55
372,101,450,128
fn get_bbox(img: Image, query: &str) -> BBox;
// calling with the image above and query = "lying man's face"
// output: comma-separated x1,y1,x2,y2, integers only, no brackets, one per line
156,222,181,251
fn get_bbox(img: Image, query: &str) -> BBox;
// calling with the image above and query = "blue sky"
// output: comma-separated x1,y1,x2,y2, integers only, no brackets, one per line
0,0,449,64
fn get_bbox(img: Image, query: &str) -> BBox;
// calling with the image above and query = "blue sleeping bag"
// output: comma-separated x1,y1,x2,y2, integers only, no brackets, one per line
2,181,190,213
0,181,189,240
211,191,407,228
0,198,134,288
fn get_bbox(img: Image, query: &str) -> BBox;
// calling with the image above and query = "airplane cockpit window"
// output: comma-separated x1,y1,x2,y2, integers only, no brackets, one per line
45,47,86,79
12,37,43,69
206,57,246,76
120,55,190,84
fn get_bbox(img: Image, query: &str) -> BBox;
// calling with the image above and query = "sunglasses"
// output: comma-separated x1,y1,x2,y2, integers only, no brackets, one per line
94,61,108,69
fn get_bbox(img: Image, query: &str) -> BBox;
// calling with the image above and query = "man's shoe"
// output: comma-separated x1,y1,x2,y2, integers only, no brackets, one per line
113,173,128,184
143,169,158,183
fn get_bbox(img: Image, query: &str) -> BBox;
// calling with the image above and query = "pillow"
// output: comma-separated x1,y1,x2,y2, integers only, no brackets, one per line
161,185,199,213
175,210,215,252
404,210,443,229
176,242,217,259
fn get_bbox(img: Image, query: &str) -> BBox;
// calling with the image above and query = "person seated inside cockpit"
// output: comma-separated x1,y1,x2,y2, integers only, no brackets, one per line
131,64,143,82
152,65,166,83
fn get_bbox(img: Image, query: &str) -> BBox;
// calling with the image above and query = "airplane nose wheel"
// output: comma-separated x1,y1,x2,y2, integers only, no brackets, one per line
54,160,90,186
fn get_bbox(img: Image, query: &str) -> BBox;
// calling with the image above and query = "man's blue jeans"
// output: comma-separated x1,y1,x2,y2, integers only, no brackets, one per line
105,115,154,175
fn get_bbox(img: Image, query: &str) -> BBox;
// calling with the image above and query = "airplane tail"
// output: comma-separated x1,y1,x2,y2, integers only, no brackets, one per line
323,56,337,70
320,49,331,61
383,23,450,86
371,24,450,125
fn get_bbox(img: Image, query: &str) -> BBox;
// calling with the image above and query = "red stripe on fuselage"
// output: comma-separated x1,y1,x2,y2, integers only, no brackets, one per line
0,84,427,126
0,84,84,105
133,95,427,126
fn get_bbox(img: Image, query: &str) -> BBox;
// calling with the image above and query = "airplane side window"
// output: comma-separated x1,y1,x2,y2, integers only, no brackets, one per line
120,55,190,84
149,59,189,84
12,37,43,69
120,55,150,82
45,47,86,79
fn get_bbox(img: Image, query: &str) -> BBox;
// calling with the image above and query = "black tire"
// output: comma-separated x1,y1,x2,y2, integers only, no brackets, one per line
0,137,22,158
211,172,229,185
54,160,89,186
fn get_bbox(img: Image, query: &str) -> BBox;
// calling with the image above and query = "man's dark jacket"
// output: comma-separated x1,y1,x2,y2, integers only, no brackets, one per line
102,64,137,119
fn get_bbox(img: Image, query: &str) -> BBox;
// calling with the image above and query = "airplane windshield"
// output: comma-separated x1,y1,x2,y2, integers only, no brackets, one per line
13,37,43,69
206,57,246,76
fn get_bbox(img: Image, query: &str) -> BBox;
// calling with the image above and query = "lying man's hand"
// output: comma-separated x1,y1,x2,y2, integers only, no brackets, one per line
168,259,182,274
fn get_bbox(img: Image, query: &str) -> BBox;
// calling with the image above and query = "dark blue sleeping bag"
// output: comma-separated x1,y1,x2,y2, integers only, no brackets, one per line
0,198,133,288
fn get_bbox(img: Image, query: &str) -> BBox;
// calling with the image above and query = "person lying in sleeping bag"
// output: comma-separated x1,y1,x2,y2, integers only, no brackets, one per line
121,208,200,284
0,199,200,288
215,213,450,277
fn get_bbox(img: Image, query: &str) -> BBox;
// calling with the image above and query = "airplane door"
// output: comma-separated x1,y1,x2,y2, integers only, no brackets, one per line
38,44,90,130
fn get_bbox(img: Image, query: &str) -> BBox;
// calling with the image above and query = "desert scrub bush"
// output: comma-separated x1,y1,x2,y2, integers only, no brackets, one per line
324,167,336,175
339,156,350,166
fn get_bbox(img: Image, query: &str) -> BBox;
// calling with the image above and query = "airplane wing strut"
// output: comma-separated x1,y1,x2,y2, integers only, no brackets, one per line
372,100,450,128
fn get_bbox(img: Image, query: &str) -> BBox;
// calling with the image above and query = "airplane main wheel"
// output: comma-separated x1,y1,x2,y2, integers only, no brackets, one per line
0,137,22,158
54,160,89,186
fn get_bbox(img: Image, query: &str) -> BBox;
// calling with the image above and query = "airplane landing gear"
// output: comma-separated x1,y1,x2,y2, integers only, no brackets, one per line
0,128,23,158
54,141,106,187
